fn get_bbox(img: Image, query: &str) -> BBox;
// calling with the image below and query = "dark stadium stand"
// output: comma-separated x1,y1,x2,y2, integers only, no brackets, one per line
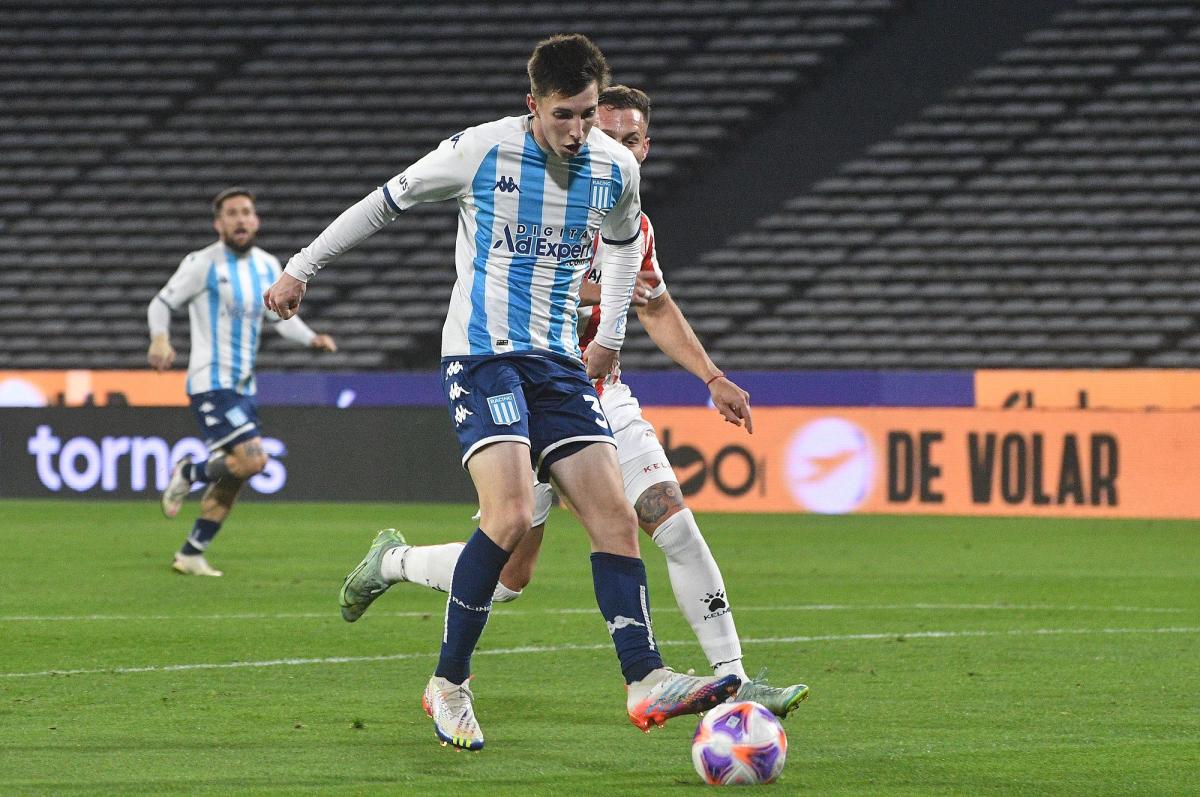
689,0,1200,368
1,0,1197,370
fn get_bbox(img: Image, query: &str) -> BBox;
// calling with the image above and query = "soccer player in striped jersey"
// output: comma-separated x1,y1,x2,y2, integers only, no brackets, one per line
264,36,738,751
148,188,336,577
339,87,809,719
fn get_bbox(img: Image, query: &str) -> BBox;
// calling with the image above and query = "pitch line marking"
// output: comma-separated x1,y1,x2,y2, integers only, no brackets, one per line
0,603,1188,623
2,626,1198,679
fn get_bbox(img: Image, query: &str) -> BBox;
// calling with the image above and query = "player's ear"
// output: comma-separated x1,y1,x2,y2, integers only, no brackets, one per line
525,93,537,115
643,136,651,159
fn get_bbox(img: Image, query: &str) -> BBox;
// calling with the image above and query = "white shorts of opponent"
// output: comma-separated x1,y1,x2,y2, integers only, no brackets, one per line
531,381,677,526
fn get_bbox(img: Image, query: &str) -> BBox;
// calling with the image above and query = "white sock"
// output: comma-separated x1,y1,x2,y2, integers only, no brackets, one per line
651,509,747,682
492,582,522,603
382,542,464,591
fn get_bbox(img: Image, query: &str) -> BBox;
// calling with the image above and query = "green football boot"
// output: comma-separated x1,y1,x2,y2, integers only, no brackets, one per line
736,671,810,719
339,528,408,622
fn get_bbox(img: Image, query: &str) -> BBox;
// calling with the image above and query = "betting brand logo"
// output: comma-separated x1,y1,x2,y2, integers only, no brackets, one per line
25,425,286,495
785,418,873,514
490,223,594,263
494,176,520,193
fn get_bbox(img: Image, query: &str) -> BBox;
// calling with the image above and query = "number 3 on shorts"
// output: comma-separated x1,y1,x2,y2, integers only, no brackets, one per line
583,395,610,429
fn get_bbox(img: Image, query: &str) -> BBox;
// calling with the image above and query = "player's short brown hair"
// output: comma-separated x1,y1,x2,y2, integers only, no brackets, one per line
527,34,611,99
212,187,255,216
598,85,651,122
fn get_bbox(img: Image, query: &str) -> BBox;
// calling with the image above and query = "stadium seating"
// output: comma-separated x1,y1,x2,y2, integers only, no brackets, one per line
0,0,902,370
2,1,1198,370
695,0,1200,367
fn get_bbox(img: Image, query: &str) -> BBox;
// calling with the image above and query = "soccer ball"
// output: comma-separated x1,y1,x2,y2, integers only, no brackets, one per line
691,700,787,785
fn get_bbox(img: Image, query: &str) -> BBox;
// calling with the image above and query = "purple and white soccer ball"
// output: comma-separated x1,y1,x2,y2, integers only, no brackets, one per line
691,700,788,786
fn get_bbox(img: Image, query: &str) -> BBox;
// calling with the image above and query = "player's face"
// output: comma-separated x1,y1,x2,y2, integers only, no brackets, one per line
527,82,599,159
213,195,260,253
597,105,650,165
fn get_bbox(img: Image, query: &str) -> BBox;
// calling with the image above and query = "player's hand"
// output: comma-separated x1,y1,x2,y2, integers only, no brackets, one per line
709,376,753,434
630,274,657,307
583,340,619,380
580,274,656,307
147,335,176,371
264,272,306,319
310,334,337,352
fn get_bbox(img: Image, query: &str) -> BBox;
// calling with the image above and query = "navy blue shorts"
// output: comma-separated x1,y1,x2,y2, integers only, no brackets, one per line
441,351,615,479
189,389,261,452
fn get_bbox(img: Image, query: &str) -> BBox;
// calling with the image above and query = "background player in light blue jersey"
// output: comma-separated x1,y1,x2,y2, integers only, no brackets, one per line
264,35,739,751
148,188,336,577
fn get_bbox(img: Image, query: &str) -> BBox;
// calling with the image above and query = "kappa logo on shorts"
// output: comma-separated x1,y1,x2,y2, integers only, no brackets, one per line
453,405,474,426
446,361,464,378
487,393,521,426
448,382,470,401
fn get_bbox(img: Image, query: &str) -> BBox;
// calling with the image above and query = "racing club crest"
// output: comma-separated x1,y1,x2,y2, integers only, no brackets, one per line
589,178,615,212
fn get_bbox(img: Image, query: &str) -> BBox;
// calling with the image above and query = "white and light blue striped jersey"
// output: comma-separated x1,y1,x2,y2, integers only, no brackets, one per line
380,115,643,361
155,241,282,396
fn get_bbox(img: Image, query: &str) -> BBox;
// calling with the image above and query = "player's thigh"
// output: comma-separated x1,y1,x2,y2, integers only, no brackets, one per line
467,441,536,546
549,443,638,555
609,413,684,530
442,355,531,468
523,356,614,480
228,436,268,474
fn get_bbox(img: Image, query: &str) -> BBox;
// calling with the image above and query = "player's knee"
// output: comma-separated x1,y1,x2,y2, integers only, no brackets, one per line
635,481,687,535
231,451,268,477
481,505,534,545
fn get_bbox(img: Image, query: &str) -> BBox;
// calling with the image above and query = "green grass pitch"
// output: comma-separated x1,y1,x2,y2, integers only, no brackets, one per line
1,500,1197,795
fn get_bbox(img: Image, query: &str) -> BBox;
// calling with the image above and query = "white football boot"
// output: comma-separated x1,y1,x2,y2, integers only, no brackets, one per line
161,456,193,518
171,552,223,577
423,675,484,750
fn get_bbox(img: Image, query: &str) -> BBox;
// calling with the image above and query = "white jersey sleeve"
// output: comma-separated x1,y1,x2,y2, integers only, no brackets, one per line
156,252,209,311
285,130,484,282
380,131,478,212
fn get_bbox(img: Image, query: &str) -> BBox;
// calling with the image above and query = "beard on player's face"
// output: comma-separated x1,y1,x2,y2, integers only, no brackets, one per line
221,229,256,253
215,214,259,253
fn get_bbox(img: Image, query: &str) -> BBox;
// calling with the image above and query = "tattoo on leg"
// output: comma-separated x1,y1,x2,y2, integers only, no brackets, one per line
241,441,264,460
204,454,233,481
635,482,685,526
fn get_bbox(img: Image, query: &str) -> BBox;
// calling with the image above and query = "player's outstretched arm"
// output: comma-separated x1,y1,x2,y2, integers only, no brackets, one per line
637,291,752,433
272,314,337,352
146,297,176,370
265,189,402,318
